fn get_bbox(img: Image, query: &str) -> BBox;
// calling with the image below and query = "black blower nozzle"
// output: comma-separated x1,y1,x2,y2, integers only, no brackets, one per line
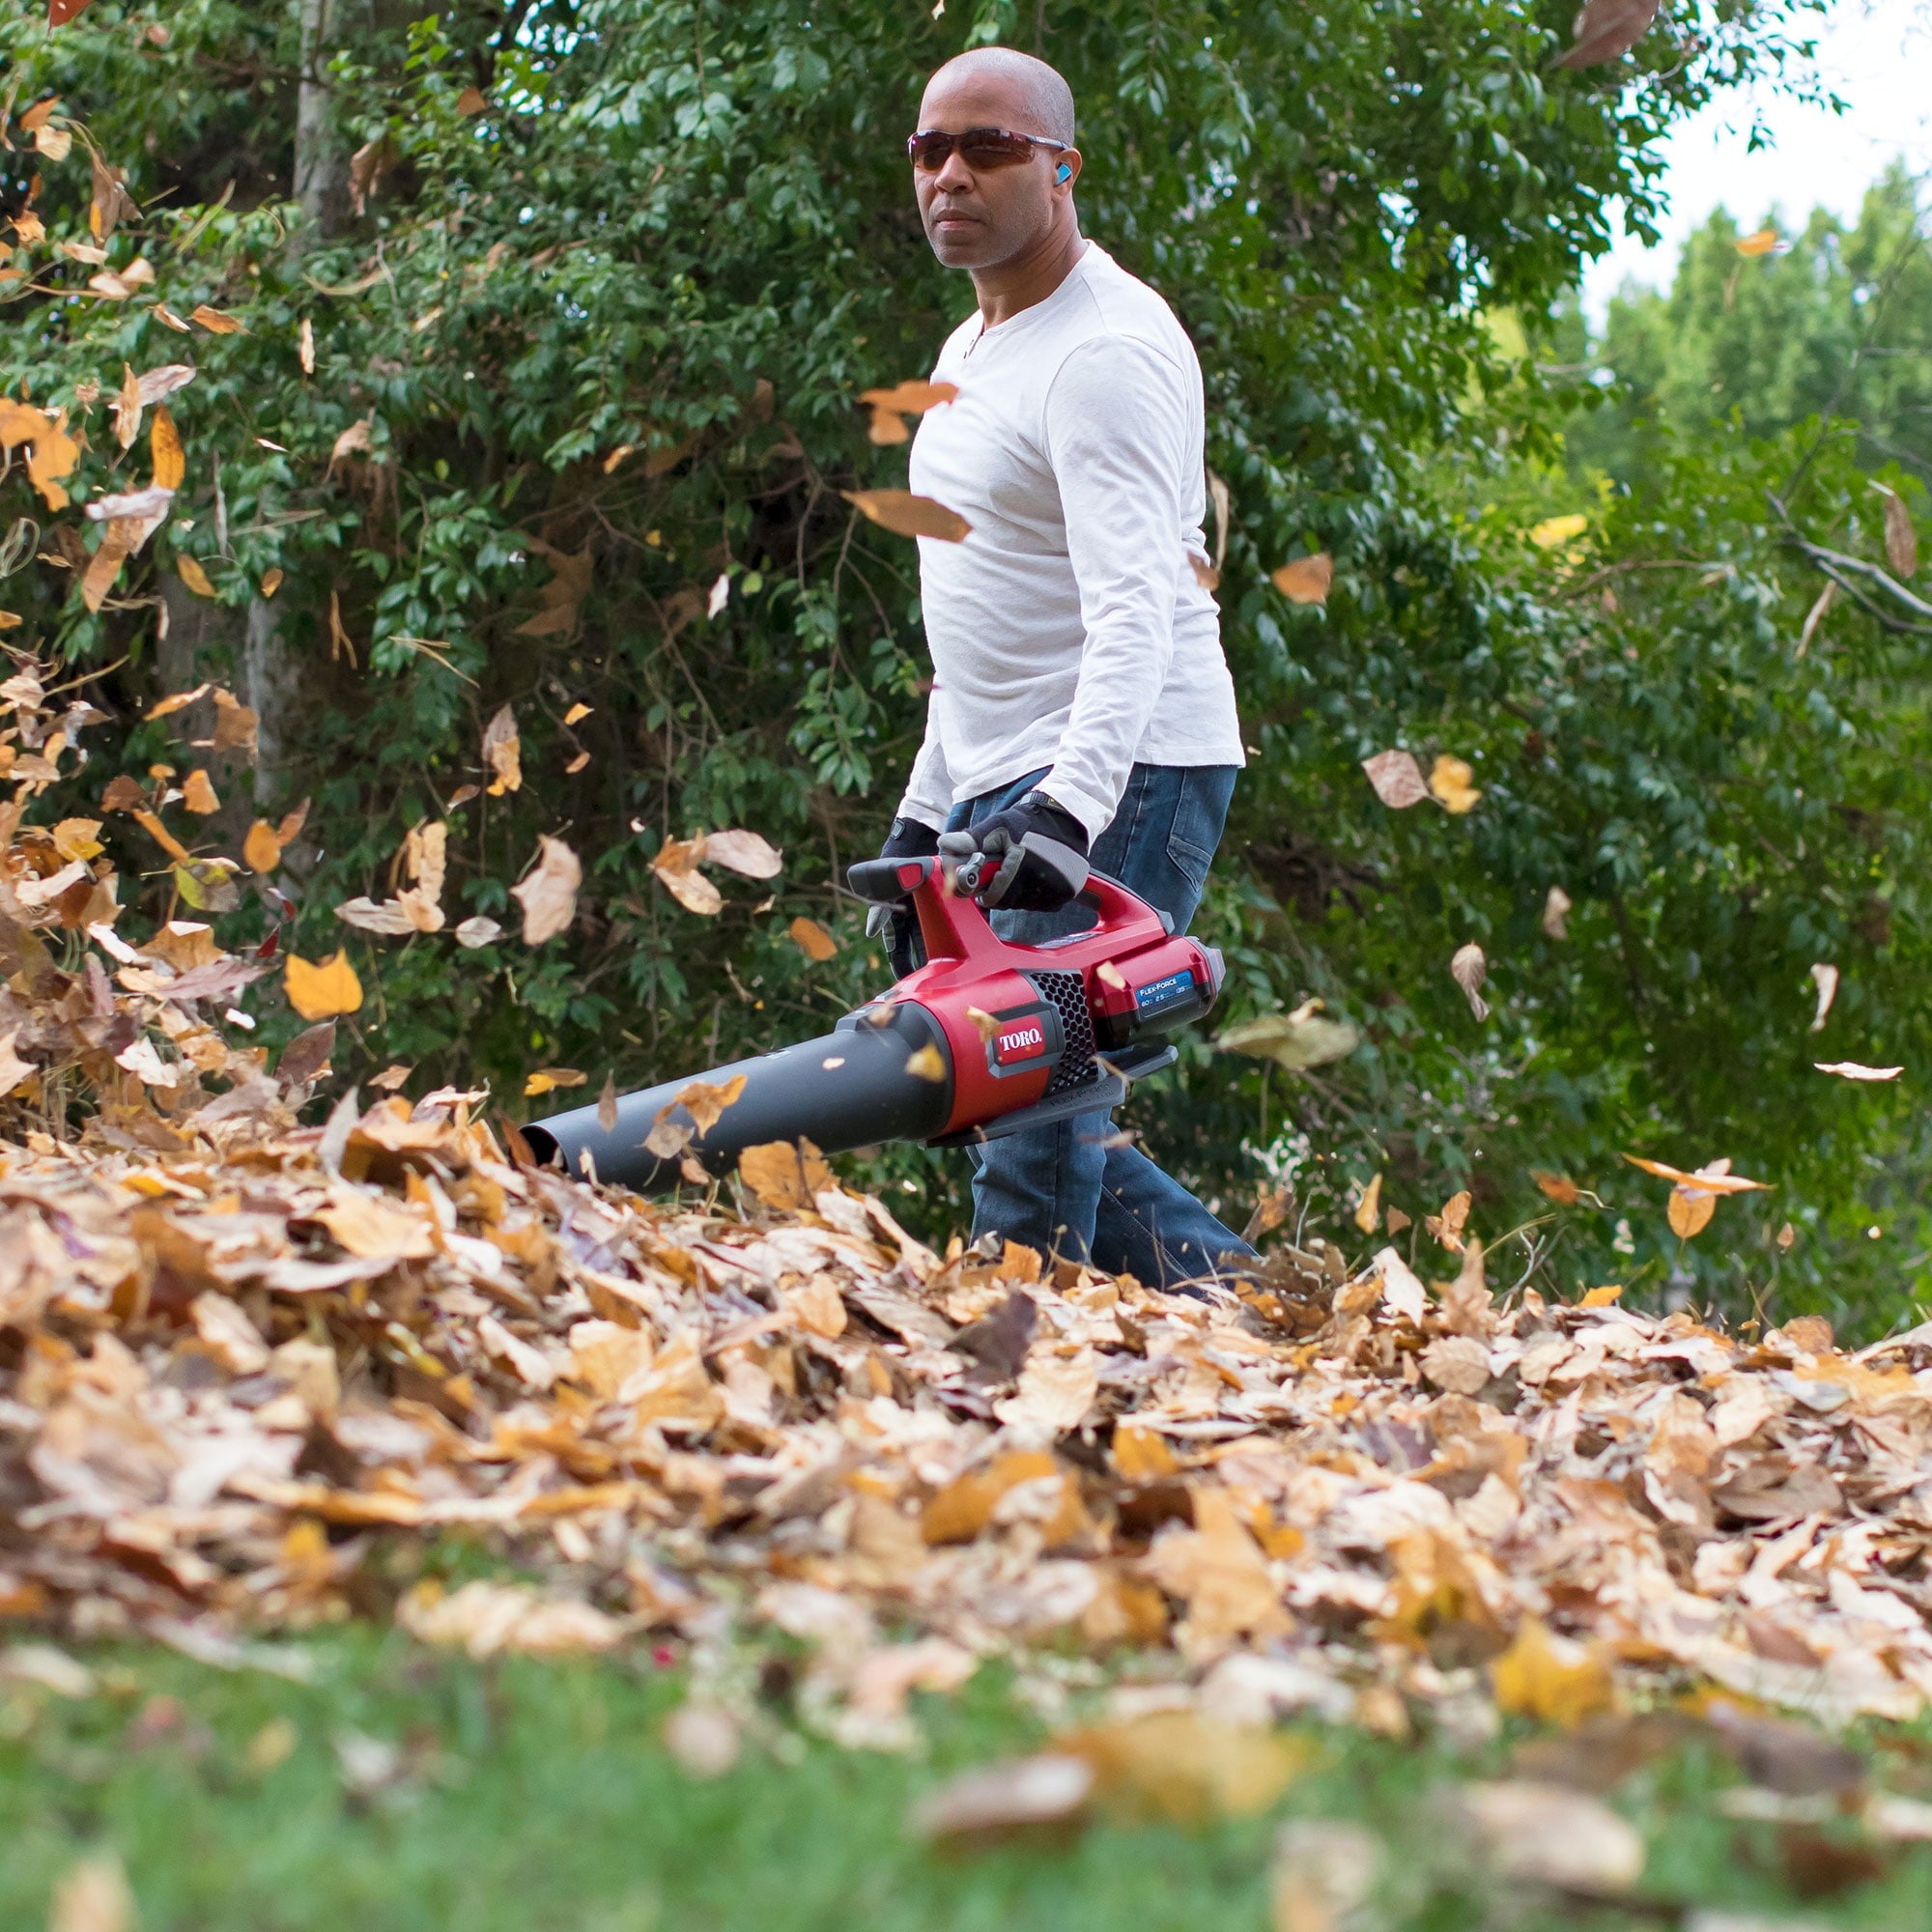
521,1000,952,1189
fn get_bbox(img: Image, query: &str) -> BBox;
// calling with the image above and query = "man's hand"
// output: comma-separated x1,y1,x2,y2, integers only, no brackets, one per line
867,816,941,978
939,790,1091,912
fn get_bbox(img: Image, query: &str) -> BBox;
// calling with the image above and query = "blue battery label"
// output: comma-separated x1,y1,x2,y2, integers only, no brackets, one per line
1133,969,1196,1017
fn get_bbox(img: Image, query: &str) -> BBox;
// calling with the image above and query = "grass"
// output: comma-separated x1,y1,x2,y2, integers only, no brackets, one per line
4,1628,1932,1930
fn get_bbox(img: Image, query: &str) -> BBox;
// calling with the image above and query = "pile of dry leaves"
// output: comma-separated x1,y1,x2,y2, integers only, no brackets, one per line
5,653,1932,1755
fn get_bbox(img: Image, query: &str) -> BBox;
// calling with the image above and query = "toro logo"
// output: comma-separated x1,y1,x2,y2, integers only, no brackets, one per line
992,1021,1046,1067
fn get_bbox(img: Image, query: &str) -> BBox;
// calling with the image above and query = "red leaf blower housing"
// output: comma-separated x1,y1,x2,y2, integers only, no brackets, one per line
522,844,1225,1192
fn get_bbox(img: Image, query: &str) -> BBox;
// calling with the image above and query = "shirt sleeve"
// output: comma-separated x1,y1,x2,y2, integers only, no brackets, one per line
1036,332,1193,840
895,688,954,831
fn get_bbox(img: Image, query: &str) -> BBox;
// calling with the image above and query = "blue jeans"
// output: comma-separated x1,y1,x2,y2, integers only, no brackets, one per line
943,763,1256,1289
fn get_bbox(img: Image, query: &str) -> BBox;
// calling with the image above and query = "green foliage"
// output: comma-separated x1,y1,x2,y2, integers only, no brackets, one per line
8,0,1930,1331
1574,166,1932,482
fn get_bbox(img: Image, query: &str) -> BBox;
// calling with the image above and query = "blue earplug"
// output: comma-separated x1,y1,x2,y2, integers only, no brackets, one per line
1057,162,1071,182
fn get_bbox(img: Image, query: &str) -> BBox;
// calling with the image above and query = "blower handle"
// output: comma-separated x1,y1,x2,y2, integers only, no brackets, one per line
845,854,1169,968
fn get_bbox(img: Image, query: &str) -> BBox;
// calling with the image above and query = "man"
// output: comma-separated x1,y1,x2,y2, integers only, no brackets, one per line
875,45,1254,1288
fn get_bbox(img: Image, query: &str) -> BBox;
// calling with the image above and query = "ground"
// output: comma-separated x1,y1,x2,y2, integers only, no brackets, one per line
6,1628,1932,1931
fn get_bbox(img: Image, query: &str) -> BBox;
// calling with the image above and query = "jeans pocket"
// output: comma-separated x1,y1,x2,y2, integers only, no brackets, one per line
1165,774,1230,898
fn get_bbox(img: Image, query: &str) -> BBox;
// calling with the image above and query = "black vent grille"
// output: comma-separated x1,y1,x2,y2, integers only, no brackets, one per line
1031,969,1098,1098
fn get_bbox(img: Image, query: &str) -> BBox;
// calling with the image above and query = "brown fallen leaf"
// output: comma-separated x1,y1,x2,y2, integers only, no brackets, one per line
596,1071,618,1132
1735,226,1780,257
1353,1173,1382,1234
788,915,838,962
1060,1709,1308,1825
182,769,220,814
524,1067,586,1097
1875,485,1918,580
285,951,364,1021
189,303,247,333
1555,0,1661,69
1533,1171,1581,1204
1623,1153,1769,1195
151,406,185,492
1271,552,1333,604
455,85,489,116
1492,1618,1615,1728
905,1042,947,1082
673,1074,747,1135
1360,748,1429,809
1543,884,1572,940
910,1752,1094,1850
511,836,582,944
841,489,971,542
177,555,216,598
1454,1780,1645,1893
1269,1820,1381,1932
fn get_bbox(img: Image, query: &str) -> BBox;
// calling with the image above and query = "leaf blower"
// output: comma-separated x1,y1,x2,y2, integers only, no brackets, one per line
521,838,1225,1191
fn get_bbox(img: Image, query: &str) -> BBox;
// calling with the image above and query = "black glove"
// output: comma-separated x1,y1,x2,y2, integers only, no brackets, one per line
938,790,1092,913
867,816,940,979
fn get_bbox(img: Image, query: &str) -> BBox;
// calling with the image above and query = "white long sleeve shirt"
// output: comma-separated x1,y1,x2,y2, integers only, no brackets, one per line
896,242,1244,839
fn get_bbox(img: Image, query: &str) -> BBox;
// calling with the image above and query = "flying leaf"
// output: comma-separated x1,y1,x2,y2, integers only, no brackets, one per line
177,555,215,598
182,769,219,814
1542,884,1572,940
1534,1171,1581,1204
562,702,592,726
81,521,135,613
1556,0,1661,69
1814,1061,1903,1082
1623,1153,1769,1195
857,379,957,444
516,542,591,637
1360,749,1429,809
1428,753,1482,814
86,485,174,526
481,702,521,794
454,915,503,949
842,489,972,542
1270,553,1333,603
298,316,316,375
524,1067,587,1097
706,572,730,617
1797,578,1835,655
1872,483,1918,580
511,835,582,944
905,1042,947,1082
285,950,364,1021
1450,942,1489,1020
243,821,285,872
1735,227,1782,258
46,1853,134,1932
1668,1187,1717,1238
1215,1009,1359,1071
0,398,82,510
788,915,838,962
456,86,488,115
653,856,723,915
151,407,185,492
261,568,284,598
1353,1173,1382,1234
331,418,374,462
673,1074,747,1135
596,1072,618,1132
738,1138,835,1209
703,829,782,878
1808,962,1838,1033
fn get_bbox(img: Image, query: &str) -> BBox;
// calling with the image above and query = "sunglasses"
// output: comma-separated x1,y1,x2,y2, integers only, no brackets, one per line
907,127,1071,172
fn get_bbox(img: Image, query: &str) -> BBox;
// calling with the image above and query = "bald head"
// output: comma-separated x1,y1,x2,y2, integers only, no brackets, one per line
925,47,1075,146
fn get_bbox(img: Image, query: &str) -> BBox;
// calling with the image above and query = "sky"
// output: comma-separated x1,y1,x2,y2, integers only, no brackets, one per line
1578,0,1932,323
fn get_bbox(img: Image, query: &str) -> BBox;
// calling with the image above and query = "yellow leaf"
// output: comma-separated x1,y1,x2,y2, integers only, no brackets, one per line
1578,1282,1623,1307
655,861,723,915
150,405,185,492
672,1073,747,1135
1428,753,1482,814
284,950,364,1020
1271,552,1333,603
1491,1618,1615,1727
788,914,838,962
563,701,591,726
1112,1425,1178,1482
524,1067,587,1097
1353,1172,1382,1234
177,555,215,597
857,379,957,444
0,611,19,630
841,489,971,542
738,1137,833,1209
188,302,247,334
1529,513,1588,549
905,1042,947,1082
1533,1171,1580,1204
181,768,220,814
260,567,284,598
1668,1187,1717,1239
1622,1153,1769,1195
1735,227,1779,257
481,701,521,793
